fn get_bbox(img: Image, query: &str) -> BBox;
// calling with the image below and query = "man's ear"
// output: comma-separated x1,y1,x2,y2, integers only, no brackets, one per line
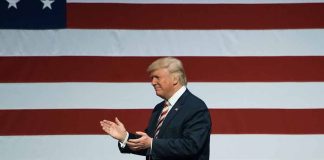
172,74,179,85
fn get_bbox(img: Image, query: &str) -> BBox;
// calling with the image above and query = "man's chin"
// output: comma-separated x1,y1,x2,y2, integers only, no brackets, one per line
155,92,164,99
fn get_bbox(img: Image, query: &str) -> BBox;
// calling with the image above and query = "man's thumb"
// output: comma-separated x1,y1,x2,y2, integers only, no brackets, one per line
115,117,122,125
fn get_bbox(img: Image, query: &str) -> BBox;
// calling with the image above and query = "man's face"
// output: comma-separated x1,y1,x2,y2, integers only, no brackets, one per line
150,68,175,99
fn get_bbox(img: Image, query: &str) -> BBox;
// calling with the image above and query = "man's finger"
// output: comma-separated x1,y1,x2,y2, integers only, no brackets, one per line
126,141,139,147
135,131,147,136
100,120,110,124
128,138,140,143
102,127,111,135
128,145,141,151
100,122,112,128
100,121,107,127
115,117,123,126
127,142,145,151
100,120,113,126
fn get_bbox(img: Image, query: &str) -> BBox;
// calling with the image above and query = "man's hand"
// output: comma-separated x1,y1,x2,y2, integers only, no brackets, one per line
127,131,152,151
100,117,127,142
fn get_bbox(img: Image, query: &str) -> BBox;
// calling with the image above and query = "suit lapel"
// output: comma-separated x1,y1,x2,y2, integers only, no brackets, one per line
157,90,190,137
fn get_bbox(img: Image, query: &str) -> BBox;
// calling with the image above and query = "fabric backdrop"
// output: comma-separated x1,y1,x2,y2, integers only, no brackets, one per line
1,0,324,159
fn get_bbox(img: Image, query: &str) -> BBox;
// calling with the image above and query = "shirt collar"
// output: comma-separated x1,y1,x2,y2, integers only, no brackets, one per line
167,86,186,106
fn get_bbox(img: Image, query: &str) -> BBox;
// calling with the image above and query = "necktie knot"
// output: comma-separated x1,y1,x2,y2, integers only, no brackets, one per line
164,100,170,108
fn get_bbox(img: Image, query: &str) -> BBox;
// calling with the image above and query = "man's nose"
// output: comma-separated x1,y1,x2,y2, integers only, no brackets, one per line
151,78,157,85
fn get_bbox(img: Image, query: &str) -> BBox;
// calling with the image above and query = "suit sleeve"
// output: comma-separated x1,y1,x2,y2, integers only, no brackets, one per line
118,105,162,157
118,133,148,156
150,105,211,159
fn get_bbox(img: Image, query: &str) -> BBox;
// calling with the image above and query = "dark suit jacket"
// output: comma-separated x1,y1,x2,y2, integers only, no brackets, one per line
119,89,212,160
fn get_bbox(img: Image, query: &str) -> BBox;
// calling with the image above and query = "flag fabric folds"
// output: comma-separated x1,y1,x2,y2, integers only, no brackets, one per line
1,0,324,160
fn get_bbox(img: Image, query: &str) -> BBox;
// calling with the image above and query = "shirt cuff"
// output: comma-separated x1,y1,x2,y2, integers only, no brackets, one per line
119,132,129,148
150,138,153,152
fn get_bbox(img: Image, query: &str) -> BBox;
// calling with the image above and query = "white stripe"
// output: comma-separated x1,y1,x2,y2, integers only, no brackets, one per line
0,135,323,160
0,135,141,160
1,29,324,56
0,82,323,109
211,135,324,160
67,0,324,4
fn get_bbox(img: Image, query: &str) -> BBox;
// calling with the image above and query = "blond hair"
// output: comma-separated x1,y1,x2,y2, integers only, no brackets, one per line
147,57,187,86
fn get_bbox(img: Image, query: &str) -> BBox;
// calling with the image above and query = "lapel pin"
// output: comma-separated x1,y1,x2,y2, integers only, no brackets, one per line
175,108,178,111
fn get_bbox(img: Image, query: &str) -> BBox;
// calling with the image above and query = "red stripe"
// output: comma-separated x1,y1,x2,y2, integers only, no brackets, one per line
1,109,323,135
1,56,324,82
67,3,324,29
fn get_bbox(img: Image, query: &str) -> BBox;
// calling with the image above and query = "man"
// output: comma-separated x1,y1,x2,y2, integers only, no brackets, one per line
100,57,211,160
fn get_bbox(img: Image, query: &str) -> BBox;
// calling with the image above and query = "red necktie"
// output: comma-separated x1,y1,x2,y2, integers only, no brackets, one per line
154,101,170,138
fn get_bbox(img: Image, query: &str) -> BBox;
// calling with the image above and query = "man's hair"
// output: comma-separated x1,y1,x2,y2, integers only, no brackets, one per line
147,57,187,86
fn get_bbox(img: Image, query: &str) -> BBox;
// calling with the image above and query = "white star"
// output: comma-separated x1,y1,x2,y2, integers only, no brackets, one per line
6,0,20,9
41,0,55,10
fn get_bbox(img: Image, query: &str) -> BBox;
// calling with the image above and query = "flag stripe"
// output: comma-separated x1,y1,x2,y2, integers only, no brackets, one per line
67,3,324,29
1,82,324,109
1,1,324,159
2,29,324,56
1,109,324,135
1,135,323,160
67,0,324,3
1,56,324,82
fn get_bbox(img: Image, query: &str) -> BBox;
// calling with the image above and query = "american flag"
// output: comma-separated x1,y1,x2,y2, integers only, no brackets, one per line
1,0,324,159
